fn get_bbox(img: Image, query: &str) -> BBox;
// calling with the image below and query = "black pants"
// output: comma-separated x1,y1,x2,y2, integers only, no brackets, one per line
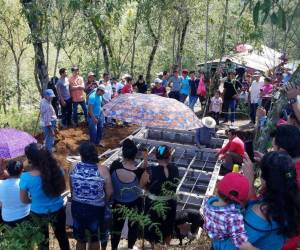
4,215,29,228
168,91,180,101
250,103,258,123
31,207,70,250
51,98,59,117
111,198,142,250
210,112,220,125
61,98,72,126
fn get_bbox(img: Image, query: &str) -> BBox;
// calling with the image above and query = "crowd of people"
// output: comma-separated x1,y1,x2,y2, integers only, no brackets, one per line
1,62,300,250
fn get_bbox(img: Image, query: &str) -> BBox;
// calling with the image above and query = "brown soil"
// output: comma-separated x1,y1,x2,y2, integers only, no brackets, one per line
52,123,139,172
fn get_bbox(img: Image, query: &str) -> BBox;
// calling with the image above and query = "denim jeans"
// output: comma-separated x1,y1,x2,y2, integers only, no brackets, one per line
250,103,258,123
88,113,104,145
73,101,88,124
224,99,236,122
189,96,198,111
43,120,56,153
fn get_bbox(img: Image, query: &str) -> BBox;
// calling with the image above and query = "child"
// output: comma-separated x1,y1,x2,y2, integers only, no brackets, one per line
111,87,118,99
209,91,223,125
260,77,273,112
204,173,258,250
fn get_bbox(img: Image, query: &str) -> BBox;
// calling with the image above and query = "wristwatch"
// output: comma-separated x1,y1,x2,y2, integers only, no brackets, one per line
288,98,298,105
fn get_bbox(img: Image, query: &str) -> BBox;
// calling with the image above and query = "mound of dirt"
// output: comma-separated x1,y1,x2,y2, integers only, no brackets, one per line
53,124,139,171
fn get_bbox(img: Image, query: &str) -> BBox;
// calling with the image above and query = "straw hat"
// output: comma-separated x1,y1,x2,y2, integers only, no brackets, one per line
201,116,216,129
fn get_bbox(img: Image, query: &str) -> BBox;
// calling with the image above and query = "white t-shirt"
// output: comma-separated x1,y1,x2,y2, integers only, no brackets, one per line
210,96,223,113
102,82,113,102
0,178,30,222
249,80,264,104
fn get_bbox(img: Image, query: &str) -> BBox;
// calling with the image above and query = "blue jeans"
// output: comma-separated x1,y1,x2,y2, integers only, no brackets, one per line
189,96,198,111
224,99,236,122
88,114,104,145
43,120,56,153
73,101,88,124
179,93,188,103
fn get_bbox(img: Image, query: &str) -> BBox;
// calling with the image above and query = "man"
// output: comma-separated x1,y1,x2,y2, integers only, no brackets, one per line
217,128,244,173
121,76,133,94
40,89,57,152
101,72,113,102
85,72,98,96
47,76,59,117
188,70,199,111
56,68,72,127
195,117,216,148
151,78,167,97
88,85,106,147
69,66,88,125
249,71,263,124
168,70,182,101
161,71,169,87
223,72,241,125
179,69,190,103
111,77,123,94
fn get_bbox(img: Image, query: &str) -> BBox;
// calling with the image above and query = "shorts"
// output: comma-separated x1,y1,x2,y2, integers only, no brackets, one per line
71,200,105,243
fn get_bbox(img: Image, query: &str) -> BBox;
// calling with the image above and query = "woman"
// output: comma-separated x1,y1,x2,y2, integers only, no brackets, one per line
134,75,147,94
0,160,30,227
20,143,70,250
243,151,300,250
69,142,113,250
140,145,179,247
110,139,144,250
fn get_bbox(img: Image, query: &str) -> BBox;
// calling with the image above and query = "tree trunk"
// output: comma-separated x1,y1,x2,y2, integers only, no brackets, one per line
53,45,61,77
130,4,140,77
34,60,43,95
176,12,190,69
95,44,101,79
94,27,110,73
204,0,210,72
16,65,21,110
145,13,163,84
21,1,49,91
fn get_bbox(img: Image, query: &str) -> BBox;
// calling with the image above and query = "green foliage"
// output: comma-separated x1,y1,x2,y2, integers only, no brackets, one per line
0,220,45,250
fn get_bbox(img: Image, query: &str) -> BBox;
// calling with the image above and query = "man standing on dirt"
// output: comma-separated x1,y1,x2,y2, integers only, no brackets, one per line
168,70,182,101
40,89,57,152
88,85,106,147
69,66,88,126
56,68,72,128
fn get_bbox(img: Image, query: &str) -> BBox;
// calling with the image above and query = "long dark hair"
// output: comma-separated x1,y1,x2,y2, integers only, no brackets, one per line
260,151,300,237
25,143,66,197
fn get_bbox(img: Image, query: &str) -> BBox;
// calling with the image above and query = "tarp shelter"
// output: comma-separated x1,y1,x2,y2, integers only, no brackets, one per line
198,44,281,73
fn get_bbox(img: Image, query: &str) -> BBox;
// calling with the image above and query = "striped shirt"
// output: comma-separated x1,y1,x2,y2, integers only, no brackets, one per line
40,98,57,127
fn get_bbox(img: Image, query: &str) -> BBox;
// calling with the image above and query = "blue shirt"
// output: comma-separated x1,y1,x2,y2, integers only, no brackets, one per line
180,76,190,95
88,91,103,117
19,172,63,214
168,76,183,92
244,201,285,250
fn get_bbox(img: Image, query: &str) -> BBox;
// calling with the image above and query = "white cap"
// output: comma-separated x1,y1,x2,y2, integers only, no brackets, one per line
97,84,106,92
154,78,162,84
157,72,163,76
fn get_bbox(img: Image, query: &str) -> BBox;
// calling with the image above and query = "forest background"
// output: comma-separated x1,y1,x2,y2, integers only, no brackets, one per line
0,0,299,133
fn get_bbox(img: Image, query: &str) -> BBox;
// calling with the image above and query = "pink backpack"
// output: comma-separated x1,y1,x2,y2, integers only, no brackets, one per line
197,75,206,97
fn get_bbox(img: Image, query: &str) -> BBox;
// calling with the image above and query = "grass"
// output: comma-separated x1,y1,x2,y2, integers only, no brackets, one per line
0,106,41,135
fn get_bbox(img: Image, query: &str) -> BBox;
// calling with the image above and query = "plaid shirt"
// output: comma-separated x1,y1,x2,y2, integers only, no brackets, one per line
204,196,248,248
40,98,57,127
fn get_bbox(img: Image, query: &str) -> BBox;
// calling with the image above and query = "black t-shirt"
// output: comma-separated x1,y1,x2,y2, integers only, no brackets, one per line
135,81,148,93
110,160,144,180
147,163,179,196
189,79,200,96
224,79,242,100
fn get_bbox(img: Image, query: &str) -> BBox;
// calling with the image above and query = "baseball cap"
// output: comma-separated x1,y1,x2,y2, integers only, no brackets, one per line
154,78,162,84
253,71,261,76
157,72,163,77
182,69,189,74
43,89,55,97
71,66,79,72
88,72,95,77
97,84,106,92
218,173,250,204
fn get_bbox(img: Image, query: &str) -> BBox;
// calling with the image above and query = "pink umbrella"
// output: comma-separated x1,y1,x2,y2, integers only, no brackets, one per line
0,128,37,159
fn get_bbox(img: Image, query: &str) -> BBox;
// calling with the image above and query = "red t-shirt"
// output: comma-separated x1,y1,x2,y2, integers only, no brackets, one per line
121,84,133,94
219,136,245,157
